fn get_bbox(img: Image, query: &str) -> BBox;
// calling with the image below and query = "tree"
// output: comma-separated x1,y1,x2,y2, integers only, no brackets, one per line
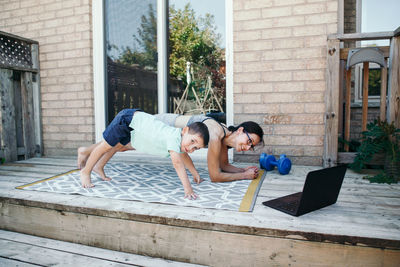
115,3,225,105
169,4,223,81
117,4,157,70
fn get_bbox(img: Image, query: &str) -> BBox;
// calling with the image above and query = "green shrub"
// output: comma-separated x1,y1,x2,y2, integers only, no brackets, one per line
350,120,400,184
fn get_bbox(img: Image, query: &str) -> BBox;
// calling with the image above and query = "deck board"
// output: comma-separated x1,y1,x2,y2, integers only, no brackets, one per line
0,155,399,265
0,230,205,267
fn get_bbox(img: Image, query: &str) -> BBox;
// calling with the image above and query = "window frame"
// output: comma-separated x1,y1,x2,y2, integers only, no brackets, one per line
353,62,383,104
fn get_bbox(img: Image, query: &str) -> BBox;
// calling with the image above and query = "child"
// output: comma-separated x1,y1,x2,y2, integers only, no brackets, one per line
80,109,209,200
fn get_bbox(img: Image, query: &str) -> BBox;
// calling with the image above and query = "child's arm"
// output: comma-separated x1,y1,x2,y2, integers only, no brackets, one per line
181,152,203,184
169,151,197,200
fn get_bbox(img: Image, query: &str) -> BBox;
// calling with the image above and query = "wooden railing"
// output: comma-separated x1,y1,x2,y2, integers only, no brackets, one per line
106,60,158,123
106,59,184,123
324,27,400,166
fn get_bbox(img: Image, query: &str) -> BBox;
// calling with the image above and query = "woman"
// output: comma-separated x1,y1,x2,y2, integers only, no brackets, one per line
155,114,264,182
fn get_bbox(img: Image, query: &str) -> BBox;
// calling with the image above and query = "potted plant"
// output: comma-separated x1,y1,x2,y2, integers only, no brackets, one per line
350,119,400,184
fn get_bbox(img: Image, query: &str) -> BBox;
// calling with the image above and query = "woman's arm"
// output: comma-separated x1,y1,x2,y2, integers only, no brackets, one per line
218,145,246,173
207,139,257,182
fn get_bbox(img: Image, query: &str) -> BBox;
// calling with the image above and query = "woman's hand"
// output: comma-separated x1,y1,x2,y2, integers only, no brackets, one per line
244,166,259,172
243,167,258,179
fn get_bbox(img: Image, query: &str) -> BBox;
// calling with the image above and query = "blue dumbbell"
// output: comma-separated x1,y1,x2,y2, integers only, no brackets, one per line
259,153,292,175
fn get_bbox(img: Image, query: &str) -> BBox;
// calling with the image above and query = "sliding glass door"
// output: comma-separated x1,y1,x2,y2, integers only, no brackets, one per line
102,0,226,124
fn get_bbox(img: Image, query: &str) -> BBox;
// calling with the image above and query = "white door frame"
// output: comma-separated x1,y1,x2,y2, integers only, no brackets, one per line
92,0,233,144
92,0,106,142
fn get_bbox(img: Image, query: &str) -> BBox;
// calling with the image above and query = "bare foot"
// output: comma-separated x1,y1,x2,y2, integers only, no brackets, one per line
80,171,94,188
77,147,89,169
93,166,112,181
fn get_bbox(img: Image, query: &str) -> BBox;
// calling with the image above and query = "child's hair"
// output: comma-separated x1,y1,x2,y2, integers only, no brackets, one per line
228,121,264,142
188,122,210,146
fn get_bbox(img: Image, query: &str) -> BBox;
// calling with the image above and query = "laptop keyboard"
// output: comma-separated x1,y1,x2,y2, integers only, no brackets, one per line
275,200,299,212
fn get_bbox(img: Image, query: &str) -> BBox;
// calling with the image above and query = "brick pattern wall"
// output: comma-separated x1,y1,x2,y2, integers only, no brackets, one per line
349,107,380,141
233,0,338,165
344,0,356,34
0,0,93,156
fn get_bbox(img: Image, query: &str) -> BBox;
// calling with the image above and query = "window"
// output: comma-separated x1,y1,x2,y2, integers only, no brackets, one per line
358,0,400,46
353,0,399,103
354,62,388,104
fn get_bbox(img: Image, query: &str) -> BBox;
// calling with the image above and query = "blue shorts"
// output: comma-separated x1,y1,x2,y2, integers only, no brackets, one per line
103,109,141,146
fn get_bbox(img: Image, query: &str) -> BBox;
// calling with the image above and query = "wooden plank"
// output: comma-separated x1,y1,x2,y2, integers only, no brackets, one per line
0,230,204,267
328,31,394,41
380,60,388,121
0,164,73,175
387,36,400,127
0,170,48,179
31,44,42,156
0,69,17,162
0,30,38,44
323,39,340,167
21,72,36,159
338,61,345,137
344,68,352,151
17,157,77,166
394,26,400,37
13,71,24,150
0,65,39,73
362,62,369,131
0,258,36,267
0,239,169,267
0,176,44,184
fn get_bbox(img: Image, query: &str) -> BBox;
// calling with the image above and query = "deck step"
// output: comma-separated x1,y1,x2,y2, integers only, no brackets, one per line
0,230,207,267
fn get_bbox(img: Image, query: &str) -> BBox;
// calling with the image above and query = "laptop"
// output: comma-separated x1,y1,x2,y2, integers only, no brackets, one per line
262,165,347,216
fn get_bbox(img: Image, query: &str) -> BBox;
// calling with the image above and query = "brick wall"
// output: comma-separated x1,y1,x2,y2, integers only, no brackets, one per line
233,0,338,165
0,0,93,156
344,0,356,34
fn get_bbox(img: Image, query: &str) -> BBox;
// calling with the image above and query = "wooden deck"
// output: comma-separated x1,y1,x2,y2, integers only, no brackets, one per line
0,155,399,266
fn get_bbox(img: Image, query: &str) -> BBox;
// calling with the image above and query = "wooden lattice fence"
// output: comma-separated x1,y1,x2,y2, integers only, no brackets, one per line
0,31,41,162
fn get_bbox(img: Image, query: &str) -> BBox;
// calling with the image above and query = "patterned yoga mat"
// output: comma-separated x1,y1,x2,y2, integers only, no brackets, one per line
16,162,265,212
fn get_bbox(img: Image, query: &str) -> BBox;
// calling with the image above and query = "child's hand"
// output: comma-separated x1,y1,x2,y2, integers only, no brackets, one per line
184,187,198,200
192,174,204,184
243,167,258,179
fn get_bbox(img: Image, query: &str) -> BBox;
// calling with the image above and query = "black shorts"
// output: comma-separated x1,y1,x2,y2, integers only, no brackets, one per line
102,109,141,146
